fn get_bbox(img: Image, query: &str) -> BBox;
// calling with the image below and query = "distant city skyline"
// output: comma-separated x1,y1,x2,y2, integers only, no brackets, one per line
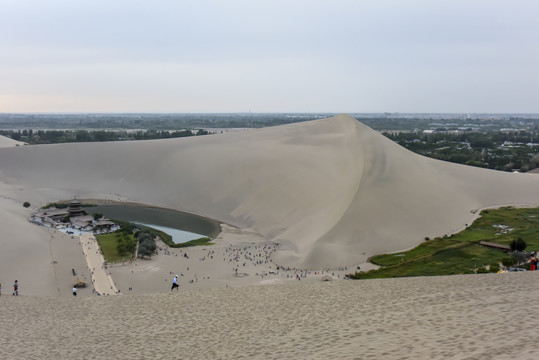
1,0,538,113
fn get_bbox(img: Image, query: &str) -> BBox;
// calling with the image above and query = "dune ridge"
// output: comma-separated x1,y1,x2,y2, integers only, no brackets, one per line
296,119,539,267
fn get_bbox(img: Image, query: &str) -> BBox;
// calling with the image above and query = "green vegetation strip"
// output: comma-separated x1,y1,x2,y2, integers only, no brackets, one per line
351,206,539,279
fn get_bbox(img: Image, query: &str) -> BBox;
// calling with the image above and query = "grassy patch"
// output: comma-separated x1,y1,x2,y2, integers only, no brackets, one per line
96,231,137,263
351,206,539,279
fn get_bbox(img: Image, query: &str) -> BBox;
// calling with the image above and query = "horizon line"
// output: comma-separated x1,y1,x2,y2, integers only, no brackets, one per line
1,111,539,116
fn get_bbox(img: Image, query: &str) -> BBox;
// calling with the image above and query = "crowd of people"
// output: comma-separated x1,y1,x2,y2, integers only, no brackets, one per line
152,241,352,291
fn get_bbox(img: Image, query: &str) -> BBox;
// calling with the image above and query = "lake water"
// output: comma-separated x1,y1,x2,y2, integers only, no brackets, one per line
134,222,205,244
84,204,221,243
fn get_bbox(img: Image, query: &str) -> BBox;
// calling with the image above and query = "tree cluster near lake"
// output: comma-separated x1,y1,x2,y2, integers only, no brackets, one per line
136,230,157,258
96,227,158,262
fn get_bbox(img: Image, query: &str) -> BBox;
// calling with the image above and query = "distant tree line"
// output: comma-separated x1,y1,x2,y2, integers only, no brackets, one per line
1,113,538,132
383,130,538,172
0,128,210,144
0,113,326,130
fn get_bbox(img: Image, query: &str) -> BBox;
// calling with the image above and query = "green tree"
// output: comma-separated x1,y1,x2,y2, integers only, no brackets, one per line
138,234,156,258
510,237,527,252
138,242,155,258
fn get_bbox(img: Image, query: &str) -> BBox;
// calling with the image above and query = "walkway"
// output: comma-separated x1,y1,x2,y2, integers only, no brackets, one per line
79,232,119,295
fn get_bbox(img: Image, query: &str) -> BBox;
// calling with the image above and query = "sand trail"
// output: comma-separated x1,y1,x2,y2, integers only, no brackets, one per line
79,233,118,295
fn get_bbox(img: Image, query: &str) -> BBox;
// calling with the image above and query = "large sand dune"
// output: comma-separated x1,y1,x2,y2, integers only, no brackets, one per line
0,114,538,271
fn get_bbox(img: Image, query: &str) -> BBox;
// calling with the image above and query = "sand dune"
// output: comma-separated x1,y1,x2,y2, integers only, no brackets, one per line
1,272,539,359
0,115,538,272
0,115,539,268
1,115,539,358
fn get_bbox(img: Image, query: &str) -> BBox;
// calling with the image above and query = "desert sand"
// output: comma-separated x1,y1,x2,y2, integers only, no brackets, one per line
0,115,538,358
2,272,539,359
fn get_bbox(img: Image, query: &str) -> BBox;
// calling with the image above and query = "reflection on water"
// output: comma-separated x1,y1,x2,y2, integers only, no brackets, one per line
135,222,205,244
84,205,221,240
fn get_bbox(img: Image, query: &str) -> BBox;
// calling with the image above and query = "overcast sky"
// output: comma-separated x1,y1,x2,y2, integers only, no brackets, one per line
1,0,538,113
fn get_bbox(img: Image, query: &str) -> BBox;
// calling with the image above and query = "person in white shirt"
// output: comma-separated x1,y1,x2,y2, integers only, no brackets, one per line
171,275,179,291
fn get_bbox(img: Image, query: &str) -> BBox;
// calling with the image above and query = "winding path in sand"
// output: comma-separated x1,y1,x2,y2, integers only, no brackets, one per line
79,232,119,295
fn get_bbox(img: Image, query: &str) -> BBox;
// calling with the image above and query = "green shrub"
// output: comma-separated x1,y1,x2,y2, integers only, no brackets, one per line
511,250,528,265
502,257,516,267
476,267,489,274
23,201,31,208
489,263,500,273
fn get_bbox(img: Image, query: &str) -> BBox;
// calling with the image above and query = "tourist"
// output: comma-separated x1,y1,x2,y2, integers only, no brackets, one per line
171,275,179,291
73,286,78,296
13,280,18,296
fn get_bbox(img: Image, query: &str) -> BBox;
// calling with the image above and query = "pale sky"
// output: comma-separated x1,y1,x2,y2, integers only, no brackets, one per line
1,0,538,113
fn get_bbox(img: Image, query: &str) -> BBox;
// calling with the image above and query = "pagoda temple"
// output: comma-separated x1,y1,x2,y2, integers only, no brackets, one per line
67,197,85,217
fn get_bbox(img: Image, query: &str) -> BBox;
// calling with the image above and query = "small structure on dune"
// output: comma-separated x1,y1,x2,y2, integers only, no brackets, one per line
478,241,511,252
73,277,86,288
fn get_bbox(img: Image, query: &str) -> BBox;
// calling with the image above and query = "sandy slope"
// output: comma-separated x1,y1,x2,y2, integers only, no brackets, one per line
1,272,539,359
297,121,539,267
0,135,26,148
1,114,538,271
